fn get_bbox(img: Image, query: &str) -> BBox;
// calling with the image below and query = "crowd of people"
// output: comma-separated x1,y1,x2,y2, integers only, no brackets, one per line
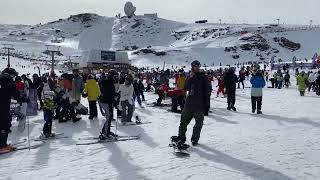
0,61,320,153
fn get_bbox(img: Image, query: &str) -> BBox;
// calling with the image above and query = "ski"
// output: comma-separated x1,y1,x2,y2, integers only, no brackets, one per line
78,134,140,141
76,136,140,146
32,133,68,141
119,122,152,126
15,141,45,150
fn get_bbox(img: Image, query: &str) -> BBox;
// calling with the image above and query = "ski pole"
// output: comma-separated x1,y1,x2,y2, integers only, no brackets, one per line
27,115,30,151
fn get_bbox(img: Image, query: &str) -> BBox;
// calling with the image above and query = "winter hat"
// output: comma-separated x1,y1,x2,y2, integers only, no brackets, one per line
2,68,18,77
191,60,201,67
44,91,55,100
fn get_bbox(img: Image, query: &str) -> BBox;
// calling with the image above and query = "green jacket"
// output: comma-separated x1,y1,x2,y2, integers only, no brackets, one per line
296,74,308,91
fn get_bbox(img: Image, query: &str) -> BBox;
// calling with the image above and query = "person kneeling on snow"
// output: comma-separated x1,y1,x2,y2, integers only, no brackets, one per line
42,91,56,138
250,70,266,114
118,77,135,124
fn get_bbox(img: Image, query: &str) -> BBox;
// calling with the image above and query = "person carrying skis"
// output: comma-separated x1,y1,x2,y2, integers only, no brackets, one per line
83,74,101,120
0,68,28,153
175,60,209,146
250,69,266,114
296,71,308,96
224,67,238,111
99,70,118,140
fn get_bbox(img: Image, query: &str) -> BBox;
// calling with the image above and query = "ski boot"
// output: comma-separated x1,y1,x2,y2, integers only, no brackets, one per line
135,116,141,124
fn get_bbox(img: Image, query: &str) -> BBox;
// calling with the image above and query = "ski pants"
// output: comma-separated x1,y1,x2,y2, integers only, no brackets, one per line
121,100,134,122
227,89,236,108
43,111,53,135
251,96,262,111
238,80,244,89
133,94,142,106
156,91,165,105
88,101,98,118
171,95,185,112
37,91,43,108
100,102,113,135
178,110,204,143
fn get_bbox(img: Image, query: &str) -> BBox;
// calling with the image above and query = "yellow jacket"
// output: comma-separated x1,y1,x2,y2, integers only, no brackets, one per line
177,76,186,90
84,79,101,101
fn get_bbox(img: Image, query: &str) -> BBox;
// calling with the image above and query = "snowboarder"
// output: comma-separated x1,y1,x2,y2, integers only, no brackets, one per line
250,70,266,114
176,60,209,146
224,67,238,111
83,74,101,120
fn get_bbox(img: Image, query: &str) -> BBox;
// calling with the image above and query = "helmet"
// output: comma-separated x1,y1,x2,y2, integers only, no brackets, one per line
2,68,18,77
191,60,201,67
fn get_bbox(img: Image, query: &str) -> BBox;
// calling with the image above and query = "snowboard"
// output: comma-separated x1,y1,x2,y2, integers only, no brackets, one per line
76,135,140,146
169,136,190,156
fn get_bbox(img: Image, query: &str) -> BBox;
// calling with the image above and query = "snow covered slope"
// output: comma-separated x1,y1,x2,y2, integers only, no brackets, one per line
1,13,320,68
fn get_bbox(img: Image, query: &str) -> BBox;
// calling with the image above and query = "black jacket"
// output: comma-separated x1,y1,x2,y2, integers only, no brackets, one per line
224,71,238,92
184,72,209,112
99,78,115,104
133,82,142,96
0,74,20,131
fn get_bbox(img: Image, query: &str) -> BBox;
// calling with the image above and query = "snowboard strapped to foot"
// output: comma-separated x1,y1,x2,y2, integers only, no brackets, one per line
169,136,190,156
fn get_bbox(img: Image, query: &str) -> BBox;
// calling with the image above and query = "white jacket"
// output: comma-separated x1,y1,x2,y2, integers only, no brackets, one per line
309,73,316,83
118,84,134,105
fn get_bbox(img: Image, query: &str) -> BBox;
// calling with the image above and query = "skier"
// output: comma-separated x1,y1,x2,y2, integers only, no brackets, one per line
0,68,27,153
224,67,238,111
118,76,135,124
99,70,118,139
296,71,308,96
32,74,44,110
138,79,145,101
83,74,101,120
250,70,266,114
42,91,55,138
175,60,209,146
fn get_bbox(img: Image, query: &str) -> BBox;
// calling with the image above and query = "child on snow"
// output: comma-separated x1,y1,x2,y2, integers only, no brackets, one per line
42,91,56,138
216,76,225,97
250,70,266,114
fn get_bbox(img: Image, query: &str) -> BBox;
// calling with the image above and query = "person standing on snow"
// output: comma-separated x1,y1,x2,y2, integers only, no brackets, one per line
224,68,238,111
250,70,266,114
83,74,101,120
118,77,135,124
176,60,209,146
72,69,84,103
296,71,308,96
0,68,28,153
99,70,118,140
308,72,316,92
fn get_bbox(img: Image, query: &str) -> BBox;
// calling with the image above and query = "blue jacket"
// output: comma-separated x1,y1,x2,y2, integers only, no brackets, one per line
250,75,266,88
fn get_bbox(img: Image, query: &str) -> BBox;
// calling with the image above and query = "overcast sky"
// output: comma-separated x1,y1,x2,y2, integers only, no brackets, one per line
0,0,319,25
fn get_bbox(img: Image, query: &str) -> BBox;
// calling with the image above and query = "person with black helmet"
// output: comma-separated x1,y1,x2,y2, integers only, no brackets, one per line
174,60,209,146
224,67,238,111
0,68,27,153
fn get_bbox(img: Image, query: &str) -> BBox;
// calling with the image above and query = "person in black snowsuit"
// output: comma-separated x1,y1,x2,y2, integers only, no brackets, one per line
133,79,142,106
138,79,145,101
99,70,118,139
32,74,44,109
284,71,290,88
0,68,28,152
224,68,238,111
176,60,209,146
238,70,245,89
